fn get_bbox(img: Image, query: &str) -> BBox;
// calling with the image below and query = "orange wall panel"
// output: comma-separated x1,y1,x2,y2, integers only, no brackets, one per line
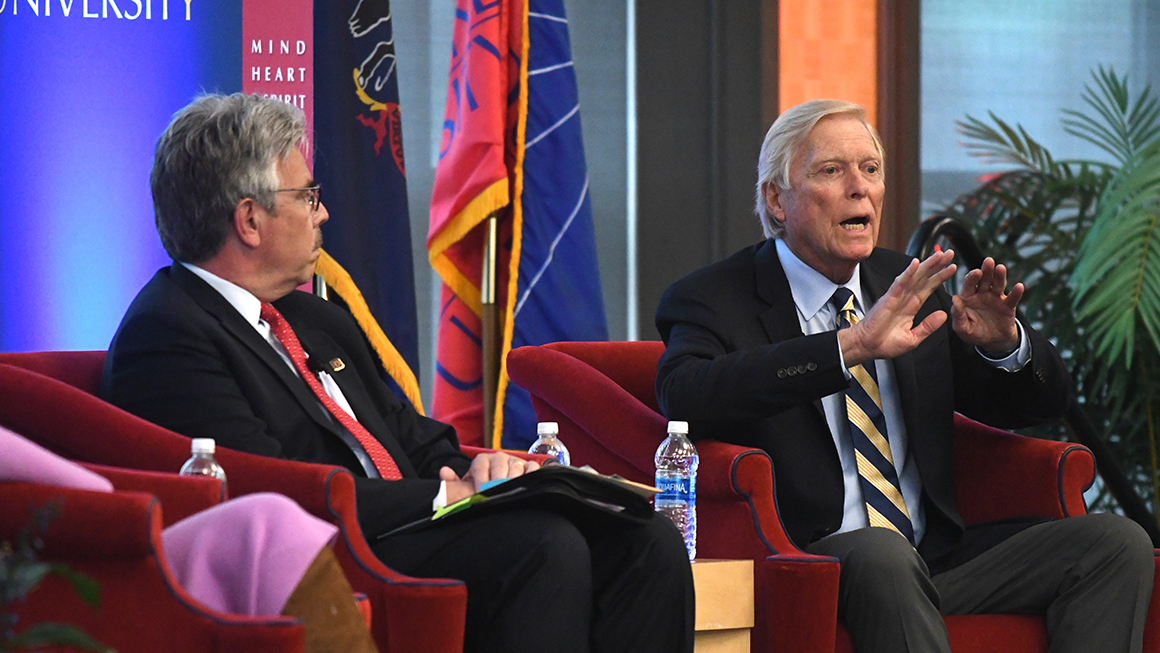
779,0,878,127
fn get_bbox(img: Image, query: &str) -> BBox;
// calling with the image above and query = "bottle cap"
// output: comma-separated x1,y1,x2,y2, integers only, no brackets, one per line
537,421,559,435
190,438,216,455
667,420,689,435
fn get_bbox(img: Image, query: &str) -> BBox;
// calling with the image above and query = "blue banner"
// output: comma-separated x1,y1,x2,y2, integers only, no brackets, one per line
500,0,608,449
0,1,239,352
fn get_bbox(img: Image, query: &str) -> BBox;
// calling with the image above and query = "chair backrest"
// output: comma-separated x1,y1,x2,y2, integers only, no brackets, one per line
507,341,668,484
0,350,106,394
542,341,666,413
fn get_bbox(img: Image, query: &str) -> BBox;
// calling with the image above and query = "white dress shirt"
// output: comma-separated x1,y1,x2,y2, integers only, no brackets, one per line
774,240,1030,544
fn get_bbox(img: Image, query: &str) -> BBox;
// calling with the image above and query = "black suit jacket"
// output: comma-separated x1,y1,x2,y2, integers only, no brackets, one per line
102,264,472,538
655,241,1070,562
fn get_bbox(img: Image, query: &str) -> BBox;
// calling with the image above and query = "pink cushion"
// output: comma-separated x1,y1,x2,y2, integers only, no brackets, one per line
162,492,338,617
0,423,113,492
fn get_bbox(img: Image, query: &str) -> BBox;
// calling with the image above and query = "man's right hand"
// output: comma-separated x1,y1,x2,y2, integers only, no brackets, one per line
837,249,957,368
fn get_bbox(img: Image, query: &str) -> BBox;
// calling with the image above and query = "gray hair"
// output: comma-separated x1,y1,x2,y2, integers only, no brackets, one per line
754,100,884,239
151,93,307,263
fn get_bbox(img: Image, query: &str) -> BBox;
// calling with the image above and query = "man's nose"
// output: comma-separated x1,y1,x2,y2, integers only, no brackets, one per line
316,202,330,226
848,173,871,199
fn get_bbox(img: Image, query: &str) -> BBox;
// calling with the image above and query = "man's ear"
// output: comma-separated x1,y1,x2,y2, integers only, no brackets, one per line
763,182,788,224
233,198,262,249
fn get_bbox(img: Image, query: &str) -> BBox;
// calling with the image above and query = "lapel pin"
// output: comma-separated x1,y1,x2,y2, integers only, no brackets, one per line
329,358,346,372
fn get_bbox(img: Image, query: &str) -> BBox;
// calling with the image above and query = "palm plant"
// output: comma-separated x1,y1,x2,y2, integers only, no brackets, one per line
944,66,1160,517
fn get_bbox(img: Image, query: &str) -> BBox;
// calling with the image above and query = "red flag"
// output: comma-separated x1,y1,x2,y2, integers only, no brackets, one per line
428,0,526,447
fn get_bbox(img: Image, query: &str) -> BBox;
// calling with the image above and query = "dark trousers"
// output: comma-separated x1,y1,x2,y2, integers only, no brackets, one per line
807,513,1154,653
372,509,695,653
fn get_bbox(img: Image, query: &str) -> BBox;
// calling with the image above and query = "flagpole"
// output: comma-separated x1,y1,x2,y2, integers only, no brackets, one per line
481,212,501,449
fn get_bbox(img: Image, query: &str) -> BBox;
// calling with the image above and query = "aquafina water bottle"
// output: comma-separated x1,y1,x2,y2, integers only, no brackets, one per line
528,421,571,465
654,420,698,560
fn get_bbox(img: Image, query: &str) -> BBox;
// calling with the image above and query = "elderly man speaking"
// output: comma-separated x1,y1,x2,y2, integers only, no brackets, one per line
655,99,1153,653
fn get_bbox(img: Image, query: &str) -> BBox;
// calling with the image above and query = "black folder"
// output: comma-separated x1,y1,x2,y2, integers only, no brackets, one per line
380,464,660,538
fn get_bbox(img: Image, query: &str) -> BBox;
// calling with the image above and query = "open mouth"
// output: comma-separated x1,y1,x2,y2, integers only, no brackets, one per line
840,216,870,230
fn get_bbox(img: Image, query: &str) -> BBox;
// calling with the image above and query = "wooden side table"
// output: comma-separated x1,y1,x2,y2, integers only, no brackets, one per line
692,559,754,653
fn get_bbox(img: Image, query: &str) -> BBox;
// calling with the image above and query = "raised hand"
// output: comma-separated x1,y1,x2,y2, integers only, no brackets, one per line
951,257,1022,354
838,250,957,368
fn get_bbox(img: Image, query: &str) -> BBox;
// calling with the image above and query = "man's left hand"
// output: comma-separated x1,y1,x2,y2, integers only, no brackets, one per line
439,452,542,503
952,257,1022,353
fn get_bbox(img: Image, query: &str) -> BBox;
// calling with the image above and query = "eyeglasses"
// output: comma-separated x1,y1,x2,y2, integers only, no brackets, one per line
274,185,322,212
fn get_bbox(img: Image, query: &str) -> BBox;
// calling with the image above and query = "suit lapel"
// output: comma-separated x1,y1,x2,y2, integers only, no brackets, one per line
755,241,805,344
169,265,341,435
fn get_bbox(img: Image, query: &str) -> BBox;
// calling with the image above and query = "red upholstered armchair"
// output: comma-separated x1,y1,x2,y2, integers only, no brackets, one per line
1,467,308,652
0,353,466,653
506,341,1160,653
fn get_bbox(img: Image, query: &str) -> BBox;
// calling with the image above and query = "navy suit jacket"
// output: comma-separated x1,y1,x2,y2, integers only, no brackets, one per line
102,264,472,538
655,241,1070,562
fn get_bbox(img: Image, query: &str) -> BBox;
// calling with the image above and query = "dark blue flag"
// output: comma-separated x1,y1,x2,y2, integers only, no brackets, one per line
313,0,424,410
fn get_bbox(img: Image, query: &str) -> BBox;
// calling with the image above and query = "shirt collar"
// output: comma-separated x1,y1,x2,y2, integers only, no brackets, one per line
181,262,264,329
774,239,865,320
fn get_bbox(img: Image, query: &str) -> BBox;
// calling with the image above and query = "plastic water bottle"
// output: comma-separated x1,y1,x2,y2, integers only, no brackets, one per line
527,421,570,466
655,420,698,560
179,438,227,483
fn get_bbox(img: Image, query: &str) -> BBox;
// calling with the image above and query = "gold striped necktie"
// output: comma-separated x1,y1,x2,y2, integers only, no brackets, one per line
831,287,915,544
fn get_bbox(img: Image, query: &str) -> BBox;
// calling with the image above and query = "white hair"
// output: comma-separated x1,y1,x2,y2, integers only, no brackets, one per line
754,100,885,239
152,93,308,262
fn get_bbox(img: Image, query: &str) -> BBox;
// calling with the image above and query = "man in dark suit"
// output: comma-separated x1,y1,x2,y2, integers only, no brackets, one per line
655,99,1153,652
103,93,694,653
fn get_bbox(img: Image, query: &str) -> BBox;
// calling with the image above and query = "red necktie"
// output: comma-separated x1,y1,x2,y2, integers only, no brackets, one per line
260,302,403,480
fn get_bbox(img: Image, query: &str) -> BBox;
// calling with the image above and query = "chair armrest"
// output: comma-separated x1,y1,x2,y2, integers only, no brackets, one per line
953,414,1094,525
79,463,226,527
322,468,467,653
1145,552,1160,652
1,481,308,652
0,481,158,560
756,555,842,653
697,440,804,557
212,453,467,653
683,440,844,653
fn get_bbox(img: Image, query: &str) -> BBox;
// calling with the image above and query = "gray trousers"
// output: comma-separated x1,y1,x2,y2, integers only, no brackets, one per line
806,514,1155,653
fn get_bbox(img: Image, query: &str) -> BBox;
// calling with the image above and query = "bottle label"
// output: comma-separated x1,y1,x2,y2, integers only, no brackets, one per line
655,475,692,503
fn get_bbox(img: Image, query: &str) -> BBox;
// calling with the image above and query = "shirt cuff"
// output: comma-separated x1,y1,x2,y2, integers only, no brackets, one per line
976,320,1030,372
432,480,448,512
835,333,853,380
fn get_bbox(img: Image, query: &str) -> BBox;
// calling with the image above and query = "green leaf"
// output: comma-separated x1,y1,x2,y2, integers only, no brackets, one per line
1,561,52,604
957,114,1052,171
1063,67,1160,166
51,564,101,609
1073,143,1160,371
9,622,114,652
